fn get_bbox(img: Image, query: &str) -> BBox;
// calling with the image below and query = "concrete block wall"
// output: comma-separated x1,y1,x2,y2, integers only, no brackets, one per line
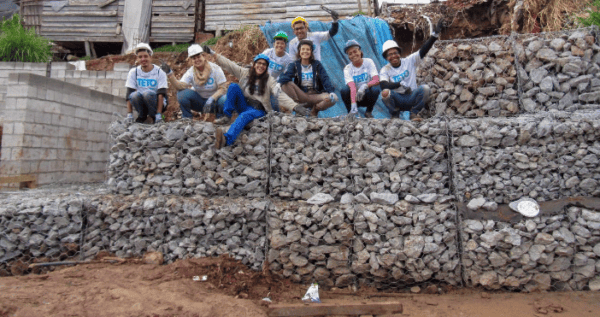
0,62,48,112
50,62,130,99
0,73,126,186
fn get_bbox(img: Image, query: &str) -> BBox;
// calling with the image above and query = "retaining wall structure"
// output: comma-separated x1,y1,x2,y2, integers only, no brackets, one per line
0,73,126,185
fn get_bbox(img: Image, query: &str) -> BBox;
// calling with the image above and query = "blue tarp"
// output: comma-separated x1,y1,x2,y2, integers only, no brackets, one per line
260,15,394,118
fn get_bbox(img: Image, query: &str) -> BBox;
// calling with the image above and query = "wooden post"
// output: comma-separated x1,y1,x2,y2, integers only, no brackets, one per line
367,0,372,16
90,42,98,58
357,0,362,14
84,41,92,57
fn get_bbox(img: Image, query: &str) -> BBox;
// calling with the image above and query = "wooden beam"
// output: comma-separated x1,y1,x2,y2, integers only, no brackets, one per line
42,11,117,17
0,175,37,189
267,301,403,317
98,0,118,8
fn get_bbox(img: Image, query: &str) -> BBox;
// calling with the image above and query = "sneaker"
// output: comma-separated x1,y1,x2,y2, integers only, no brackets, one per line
364,111,373,118
213,116,231,125
294,104,310,117
215,127,226,149
135,116,147,123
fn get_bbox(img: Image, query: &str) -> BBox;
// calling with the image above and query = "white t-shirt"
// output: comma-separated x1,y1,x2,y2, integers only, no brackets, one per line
179,62,227,99
288,31,330,61
343,58,379,86
126,65,169,105
262,48,294,80
379,52,422,91
300,64,314,89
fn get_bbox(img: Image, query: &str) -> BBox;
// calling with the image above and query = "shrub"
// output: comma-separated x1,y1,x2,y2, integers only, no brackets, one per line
154,43,190,53
578,0,600,27
0,14,52,63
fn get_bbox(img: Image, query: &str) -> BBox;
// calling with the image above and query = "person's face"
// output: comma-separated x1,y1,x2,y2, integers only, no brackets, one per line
293,22,308,40
386,48,401,67
299,44,312,60
137,50,151,67
254,59,268,75
347,46,362,64
274,40,286,55
190,53,206,68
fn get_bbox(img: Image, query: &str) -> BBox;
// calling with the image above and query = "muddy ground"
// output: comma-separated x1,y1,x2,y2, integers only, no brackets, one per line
0,256,599,317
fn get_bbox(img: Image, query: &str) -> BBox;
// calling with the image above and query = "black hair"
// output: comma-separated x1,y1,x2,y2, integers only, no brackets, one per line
384,47,402,59
296,39,315,63
248,60,269,96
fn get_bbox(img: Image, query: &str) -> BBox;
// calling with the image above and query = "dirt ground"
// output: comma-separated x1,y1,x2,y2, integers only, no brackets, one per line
0,256,599,317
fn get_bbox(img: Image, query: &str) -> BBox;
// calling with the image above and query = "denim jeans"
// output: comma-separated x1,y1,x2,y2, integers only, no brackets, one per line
341,85,381,113
177,88,227,118
129,90,159,119
223,83,266,146
269,94,281,112
381,86,427,117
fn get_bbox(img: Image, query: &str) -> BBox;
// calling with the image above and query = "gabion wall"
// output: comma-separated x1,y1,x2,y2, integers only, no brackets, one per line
461,206,600,291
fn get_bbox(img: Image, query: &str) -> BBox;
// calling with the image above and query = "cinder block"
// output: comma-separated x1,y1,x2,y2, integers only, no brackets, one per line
45,89,55,102
95,71,106,78
12,122,24,135
0,62,17,70
3,109,27,122
65,70,74,78
80,70,91,78
0,147,11,161
37,173,56,186
4,97,25,110
2,122,13,134
8,73,19,83
23,63,47,71
4,134,24,147
0,160,22,176
36,87,48,100
6,85,35,98
120,72,128,80
14,62,24,69
114,63,131,71
65,78,81,86
74,107,90,119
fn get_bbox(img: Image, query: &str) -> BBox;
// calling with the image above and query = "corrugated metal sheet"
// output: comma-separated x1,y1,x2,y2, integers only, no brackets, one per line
40,0,125,42
149,0,195,42
204,0,374,31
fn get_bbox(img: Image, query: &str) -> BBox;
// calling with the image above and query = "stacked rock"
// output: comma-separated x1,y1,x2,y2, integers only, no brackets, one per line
83,195,267,269
420,36,519,117
269,113,349,200
267,201,355,288
461,206,600,291
345,119,451,202
515,28,600,112
107,119,269,198
450,111,600,204
0,194,84,275
351,200,461,288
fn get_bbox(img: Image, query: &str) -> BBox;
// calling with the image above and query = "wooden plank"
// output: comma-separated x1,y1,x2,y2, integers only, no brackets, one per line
0,175,37,189
150,7,195,12
267,302,403,317
42,16,119,22
42,22,118,28
151,16,195,22
150,23,195,28
151,29,195,34
98,0,118,8
43,4,120,10
152,1,194,7
42,28,118,34
42,35,124,42
42,10,117,17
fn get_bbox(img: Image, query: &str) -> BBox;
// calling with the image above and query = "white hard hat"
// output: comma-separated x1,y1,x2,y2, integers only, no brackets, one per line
134,43,153,56
382,40,401,59
188,44,203,58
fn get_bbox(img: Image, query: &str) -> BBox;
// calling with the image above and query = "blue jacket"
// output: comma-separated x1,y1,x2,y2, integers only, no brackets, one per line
278,59,335,94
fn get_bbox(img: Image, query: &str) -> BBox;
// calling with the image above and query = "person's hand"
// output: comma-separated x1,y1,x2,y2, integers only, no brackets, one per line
203,97,215,113
125,113,133,124
202,45,213,55
330,9,339,21
350,103,358,114
399,84,412,95
273,83,282,96
155,113,163,123
433,19,444,37
329,92,337,103
356,84,368,102
160,62,173,75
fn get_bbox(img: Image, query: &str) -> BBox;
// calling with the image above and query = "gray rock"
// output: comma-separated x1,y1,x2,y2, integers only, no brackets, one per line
354,193,370,204
404,194,421,204
417,193,438,203
369,193,398,205
467,197,486,210
307,193,334,205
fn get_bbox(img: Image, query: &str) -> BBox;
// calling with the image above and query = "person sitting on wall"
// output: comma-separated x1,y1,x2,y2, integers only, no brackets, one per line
203,46,300,149
288,11,339,62
125,43,168,124
341,40,381,118
261,31,295,111
161,44,227,119
379,19,443,121
277,39,337,117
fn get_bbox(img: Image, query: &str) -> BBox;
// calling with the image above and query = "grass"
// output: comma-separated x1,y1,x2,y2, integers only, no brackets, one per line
154,43,191,53
578,0,600,27
0,14,52,63
79,56,91,61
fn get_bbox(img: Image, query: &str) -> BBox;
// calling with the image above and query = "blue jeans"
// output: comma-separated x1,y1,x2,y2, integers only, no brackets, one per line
129,90,159,119
341,85,381,113
177,89,227,118
223,83,266,146
270,94,281,112
382,86,427,117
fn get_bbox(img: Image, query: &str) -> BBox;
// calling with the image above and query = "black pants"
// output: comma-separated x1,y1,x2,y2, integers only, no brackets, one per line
341,85,381,113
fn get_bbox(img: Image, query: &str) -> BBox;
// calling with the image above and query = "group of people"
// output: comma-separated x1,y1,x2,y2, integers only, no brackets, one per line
123,12,444,149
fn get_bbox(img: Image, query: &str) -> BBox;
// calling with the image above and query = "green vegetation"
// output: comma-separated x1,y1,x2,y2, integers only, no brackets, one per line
200,36,220,46
578,0,600,27
154,43,191,53
0,14,52,63
352,11,367,17
79,55,91,61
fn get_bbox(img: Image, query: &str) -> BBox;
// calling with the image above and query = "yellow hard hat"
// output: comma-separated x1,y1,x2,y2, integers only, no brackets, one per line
291,16,307,27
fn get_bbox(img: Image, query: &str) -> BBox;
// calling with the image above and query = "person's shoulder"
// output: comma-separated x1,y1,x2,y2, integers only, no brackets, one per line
262,48,274,55
380,63,391,72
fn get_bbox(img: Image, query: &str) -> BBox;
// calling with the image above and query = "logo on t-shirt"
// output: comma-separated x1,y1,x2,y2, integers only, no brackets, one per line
301,72,314,81
269,62,284,72
392,70,409,83
353,73,369,84
205,77,215,86
137,78,157,87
